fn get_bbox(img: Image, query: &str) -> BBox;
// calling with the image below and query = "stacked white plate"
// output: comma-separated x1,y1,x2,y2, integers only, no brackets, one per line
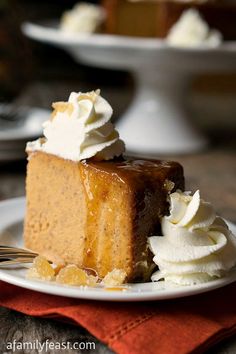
0,105,50,162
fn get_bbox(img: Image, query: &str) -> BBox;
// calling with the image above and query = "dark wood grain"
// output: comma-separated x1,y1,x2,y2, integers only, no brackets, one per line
0,307,112,354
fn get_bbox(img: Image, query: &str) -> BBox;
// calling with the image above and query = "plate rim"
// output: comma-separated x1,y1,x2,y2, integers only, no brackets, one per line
0,107,49,142
22,20,236,54
0,196,236,302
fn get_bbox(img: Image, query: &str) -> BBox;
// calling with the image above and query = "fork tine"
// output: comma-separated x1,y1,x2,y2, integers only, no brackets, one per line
0,249,38,256
0,245,35,250
0,245,29,249
0,245,39,267
0,245,38,255
0,245,19,248
0,259,34,267
14,257,35,262
0,245,19,249
0,254,36,259
0,249,36,254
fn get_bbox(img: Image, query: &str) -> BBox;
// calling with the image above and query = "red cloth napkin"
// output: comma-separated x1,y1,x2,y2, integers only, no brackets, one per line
1,281,236,354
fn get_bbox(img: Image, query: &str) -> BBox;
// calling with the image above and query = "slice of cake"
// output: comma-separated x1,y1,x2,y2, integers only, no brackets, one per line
102,0,212,37
24,90,184,282
102,0,161,37
102,0,236,40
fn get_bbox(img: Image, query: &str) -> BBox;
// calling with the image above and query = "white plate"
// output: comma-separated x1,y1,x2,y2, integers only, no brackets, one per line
0,107,49,141
0,107,49,161
0,197,236,302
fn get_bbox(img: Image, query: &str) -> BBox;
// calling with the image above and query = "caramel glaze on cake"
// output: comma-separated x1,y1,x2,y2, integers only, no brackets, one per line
24,151,184,282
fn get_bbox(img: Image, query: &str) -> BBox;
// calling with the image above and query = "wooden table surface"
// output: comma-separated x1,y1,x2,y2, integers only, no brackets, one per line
0,82,235,353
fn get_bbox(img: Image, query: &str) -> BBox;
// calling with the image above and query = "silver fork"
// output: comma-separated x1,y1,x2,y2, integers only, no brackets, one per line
0,245,38,267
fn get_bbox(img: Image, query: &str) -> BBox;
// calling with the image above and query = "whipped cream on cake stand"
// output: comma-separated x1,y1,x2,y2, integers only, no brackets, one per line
22,21,236,155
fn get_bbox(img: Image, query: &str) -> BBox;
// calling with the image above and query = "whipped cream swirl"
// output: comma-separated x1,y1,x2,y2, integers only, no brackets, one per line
149,190,236,285
60,3,105,34
166,9,222,48
27,90,125,161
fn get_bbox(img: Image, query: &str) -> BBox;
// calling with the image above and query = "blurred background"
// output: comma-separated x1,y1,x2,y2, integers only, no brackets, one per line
1,0,236,132
0,0,235,219
0,0,132,120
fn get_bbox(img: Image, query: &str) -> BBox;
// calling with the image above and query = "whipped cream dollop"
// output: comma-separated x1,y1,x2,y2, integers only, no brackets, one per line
60,2,105,34
27,90,125,161
149,190,236,285
166,9,222,47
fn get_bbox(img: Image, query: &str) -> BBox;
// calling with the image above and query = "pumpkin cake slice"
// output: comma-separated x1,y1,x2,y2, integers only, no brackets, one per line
24,90,184,282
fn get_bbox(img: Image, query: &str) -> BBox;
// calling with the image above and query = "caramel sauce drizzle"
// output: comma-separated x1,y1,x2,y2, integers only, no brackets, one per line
79,164,100,270
79,163,114,276
78,157,181,278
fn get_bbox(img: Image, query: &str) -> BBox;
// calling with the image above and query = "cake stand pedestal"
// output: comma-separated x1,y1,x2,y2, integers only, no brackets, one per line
117,70,204,156
22,22,236,155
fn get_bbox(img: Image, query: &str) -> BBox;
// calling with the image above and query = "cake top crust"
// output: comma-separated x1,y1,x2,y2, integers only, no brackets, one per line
85,157,178,173
81,155,184,188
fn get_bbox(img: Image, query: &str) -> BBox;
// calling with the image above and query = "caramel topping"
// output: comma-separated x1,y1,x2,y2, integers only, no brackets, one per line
82,157,181,186
78,157,183,274
51,102,74,120
77,90,98,103
79,164,101,270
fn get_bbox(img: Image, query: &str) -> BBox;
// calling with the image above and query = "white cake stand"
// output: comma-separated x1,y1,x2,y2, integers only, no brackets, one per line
22,22,236,156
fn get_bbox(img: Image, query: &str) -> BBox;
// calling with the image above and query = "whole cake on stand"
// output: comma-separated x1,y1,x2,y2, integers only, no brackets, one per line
22,0,236,155
102,0,236,40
